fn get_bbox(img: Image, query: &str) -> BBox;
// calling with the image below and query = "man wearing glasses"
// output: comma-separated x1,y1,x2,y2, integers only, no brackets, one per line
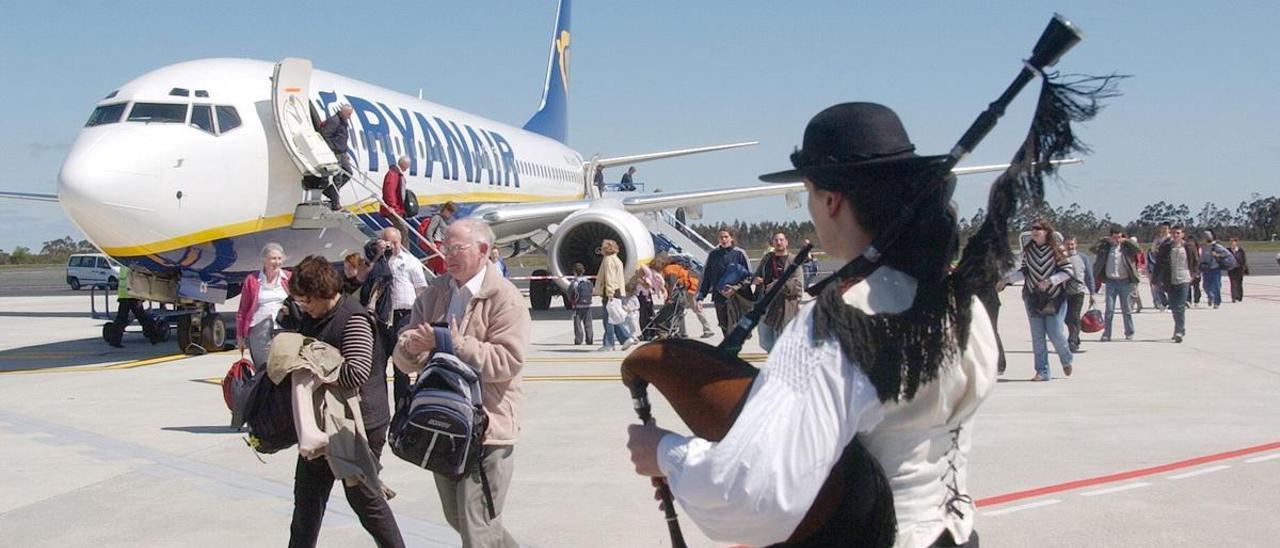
392,218,530,548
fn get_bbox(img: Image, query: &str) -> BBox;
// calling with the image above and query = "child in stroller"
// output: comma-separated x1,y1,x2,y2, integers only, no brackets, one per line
644,273,688,340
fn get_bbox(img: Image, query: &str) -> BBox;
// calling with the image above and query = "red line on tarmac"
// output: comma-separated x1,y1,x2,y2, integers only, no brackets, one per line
976,440,1280,508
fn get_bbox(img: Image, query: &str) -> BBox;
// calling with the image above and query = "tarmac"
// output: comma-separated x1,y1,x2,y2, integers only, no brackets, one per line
1,275,1279,547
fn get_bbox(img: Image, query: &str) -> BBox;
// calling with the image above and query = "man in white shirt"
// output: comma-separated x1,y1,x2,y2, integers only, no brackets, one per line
380,227,428,408
626,103,996,547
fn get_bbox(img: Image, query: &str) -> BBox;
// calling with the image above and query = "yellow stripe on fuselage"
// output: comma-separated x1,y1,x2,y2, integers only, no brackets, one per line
98,190,584,256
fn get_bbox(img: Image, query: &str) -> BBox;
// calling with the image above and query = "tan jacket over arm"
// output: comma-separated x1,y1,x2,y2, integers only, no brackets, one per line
392,267,530,445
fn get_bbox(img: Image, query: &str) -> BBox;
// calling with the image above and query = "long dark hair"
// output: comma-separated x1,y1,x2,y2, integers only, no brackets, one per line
1026,218,1067,264
808,165,965,403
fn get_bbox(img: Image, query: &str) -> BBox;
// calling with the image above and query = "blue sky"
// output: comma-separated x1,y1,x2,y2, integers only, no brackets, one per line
1,1,1277,251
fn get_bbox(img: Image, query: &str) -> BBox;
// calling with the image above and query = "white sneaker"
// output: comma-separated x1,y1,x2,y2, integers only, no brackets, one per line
620,338,638,350
597,345,615,352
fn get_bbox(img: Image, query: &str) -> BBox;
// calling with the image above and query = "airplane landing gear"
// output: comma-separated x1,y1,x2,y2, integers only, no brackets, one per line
177,305,226,355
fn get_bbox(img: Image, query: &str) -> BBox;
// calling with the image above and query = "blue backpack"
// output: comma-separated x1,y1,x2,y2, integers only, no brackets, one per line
389,335,496,517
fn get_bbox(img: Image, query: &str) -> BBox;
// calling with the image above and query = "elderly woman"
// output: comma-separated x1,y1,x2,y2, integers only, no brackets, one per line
593,239,636,351
287,255,403,547
235,243,290,369
1008,220,1075,381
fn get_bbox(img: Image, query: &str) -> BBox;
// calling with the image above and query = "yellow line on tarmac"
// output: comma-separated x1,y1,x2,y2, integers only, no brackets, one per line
1,353,192,376
102,354,190,370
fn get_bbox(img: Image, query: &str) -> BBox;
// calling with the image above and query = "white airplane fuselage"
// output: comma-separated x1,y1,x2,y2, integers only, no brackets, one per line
58,58,585,290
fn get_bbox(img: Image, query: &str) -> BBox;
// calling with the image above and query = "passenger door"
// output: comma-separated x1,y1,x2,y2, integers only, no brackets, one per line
271,57,340,177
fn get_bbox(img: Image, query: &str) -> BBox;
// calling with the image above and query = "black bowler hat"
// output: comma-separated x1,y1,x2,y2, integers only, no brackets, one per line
759,102,948,184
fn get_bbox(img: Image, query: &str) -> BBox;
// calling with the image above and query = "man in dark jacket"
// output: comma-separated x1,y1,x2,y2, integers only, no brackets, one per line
697,229,751,336
752,232,803,351
319,104,354,210
1091,227,1141,341
1153,226,1199,342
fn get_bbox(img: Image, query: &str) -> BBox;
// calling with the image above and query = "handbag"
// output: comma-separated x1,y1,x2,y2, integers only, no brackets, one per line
1081,307,1104,333
1027,289,1063,316
402,188,420,218
606,298,627,324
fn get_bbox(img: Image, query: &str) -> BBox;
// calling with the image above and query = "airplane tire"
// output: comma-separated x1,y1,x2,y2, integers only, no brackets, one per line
530,269,552,310
102,322,123,346
201,314,226,351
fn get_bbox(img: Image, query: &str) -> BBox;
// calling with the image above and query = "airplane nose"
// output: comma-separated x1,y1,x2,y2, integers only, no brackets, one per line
58,129,164,252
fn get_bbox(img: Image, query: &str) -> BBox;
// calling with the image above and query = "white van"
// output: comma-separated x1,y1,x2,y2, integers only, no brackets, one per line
66,253,121,290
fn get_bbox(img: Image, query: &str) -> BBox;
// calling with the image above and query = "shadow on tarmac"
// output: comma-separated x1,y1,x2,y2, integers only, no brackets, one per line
161,425,241,435
0,335,169,372
0,311,92,319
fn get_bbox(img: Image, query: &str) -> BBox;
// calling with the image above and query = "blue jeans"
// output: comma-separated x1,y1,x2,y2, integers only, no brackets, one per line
1201,269,1223,306
1167,283,1188,336
1025,299,1073,380
1103,279,1134,338
601,298,632,347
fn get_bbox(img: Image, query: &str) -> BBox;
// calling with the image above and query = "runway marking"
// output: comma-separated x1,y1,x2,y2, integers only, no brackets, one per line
102,354,188,370
0,353,193,375
1080,482,1151,497
982,499,1062,517
1167,464,1230,480
977,439,1280,507
1244,452,1280,464
197,373,626,385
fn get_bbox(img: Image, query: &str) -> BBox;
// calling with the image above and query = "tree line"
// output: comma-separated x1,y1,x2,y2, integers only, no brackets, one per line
0,236,98,265
694,194,1280,250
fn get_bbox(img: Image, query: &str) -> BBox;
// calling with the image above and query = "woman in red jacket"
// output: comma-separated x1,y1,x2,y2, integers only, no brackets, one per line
235,243,290,368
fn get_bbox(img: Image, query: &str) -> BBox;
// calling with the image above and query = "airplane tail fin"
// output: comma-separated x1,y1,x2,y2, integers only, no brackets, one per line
523,0,571,144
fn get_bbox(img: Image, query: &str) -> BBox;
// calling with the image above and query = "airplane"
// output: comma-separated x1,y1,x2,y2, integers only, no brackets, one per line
5,0,1051,353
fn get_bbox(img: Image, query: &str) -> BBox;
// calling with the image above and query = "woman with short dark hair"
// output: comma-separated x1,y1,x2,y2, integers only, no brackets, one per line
285,256,403,548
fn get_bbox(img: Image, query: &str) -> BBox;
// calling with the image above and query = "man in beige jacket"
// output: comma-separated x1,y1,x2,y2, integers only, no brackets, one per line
393,218,529,548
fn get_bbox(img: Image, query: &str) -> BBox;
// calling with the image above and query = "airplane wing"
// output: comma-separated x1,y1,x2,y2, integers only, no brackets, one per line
0,191,59,203
474,159,1081,234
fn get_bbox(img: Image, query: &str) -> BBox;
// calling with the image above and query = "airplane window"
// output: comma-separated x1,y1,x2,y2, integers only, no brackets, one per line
127,103,188,123
104,90,118,99
418,141,425,158
215,106,241,133
169,88,190,97
85,103,127,127
194,90,209,98
190,104,215,135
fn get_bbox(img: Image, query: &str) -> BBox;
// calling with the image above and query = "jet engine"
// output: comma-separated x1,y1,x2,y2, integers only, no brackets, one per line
529,203,654,310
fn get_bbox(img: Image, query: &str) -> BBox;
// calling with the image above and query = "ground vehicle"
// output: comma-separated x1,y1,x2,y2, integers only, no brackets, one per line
66,253,121,290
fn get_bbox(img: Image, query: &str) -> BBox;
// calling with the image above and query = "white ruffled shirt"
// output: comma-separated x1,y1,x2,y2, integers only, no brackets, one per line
657,266,997,547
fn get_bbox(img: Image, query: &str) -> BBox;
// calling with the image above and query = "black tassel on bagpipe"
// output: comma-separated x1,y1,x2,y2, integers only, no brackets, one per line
812,15,1126,403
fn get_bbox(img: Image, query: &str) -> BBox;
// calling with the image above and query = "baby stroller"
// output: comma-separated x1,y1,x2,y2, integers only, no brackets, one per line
645,278,687,339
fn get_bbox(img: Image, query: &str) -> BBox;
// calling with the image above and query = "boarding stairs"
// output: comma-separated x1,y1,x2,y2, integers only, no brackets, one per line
291,169,445,274
639,209,713,272
269,57,443,272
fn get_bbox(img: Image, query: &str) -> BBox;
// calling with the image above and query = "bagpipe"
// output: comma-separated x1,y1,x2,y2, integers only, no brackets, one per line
622,14,1122,547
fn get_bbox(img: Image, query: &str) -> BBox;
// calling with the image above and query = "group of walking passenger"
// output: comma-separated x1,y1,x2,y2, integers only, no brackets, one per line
1004,220,1255,381
231,216,529,547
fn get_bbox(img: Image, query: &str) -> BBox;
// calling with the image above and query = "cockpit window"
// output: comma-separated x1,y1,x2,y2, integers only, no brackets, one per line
127,103,188,123
85,103,127,127
215,106,241,133
190,104,215,135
